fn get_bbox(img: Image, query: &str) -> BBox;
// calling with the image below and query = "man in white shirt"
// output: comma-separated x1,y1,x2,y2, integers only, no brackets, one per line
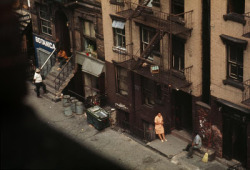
183,131,202,158
33,68,47,98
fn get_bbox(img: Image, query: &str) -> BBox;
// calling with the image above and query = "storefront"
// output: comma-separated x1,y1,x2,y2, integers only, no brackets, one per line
33,34,56,76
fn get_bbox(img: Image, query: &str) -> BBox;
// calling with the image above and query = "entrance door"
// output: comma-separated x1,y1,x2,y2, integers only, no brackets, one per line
172,90,192,131
223,115,247,167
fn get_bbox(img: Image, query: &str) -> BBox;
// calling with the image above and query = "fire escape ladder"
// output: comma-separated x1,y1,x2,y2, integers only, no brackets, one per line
129,0,151,19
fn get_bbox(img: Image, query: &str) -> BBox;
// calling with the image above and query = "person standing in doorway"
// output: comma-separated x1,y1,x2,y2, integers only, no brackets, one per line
33,68,47,98
154,113,167,142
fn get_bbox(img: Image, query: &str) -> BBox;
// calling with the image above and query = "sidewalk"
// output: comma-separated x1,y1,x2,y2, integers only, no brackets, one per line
145,134,229,170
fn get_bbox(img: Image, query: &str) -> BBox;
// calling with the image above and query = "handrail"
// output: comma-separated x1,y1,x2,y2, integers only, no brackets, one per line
40,48,56,70
54,55,74,91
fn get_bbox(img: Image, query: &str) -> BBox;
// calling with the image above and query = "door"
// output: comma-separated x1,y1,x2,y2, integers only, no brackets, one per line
173,90,192,131
223,115,247,167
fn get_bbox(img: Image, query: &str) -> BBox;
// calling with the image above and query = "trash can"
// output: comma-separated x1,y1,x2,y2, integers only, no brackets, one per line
71,99,78,113
63,95,70,106
64,102,72,116
86,106,110,130
76,101,85,115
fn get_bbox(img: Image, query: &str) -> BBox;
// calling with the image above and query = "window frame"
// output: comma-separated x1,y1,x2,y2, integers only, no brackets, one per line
172,36,185,72
39,4,52,36
115,66,128,96
81,20,97,57
140,26,160,61
226,45,243,82
142,78,162,106
113,27,126,49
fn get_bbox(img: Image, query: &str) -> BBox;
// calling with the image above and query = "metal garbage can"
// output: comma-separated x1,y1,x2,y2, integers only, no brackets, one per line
86,106,110,130
71,99,78,113
63,95,70,106
76,101,85,115
64,102,72,116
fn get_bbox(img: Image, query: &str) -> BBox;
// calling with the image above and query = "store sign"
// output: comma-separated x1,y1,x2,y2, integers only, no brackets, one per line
34,36,55,50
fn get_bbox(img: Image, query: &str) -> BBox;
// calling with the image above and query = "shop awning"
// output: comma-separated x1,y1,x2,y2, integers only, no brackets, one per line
112,20,125,29
82,55,105,77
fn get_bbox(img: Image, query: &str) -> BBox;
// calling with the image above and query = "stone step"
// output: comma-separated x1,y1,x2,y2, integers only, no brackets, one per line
171,130,192,143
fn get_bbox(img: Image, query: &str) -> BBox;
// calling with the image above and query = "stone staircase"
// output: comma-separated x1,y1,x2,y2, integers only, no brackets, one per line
42,61,74,102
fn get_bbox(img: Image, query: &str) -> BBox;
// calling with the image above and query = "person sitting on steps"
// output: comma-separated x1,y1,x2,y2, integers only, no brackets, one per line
56,49,68,70
183,131,202,158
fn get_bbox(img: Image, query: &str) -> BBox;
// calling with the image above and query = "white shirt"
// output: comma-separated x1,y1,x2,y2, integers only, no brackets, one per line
34,72,42,83
193,134,202,149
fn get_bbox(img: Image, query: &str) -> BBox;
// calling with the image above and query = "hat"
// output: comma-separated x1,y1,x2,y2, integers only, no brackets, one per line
36,68,40,73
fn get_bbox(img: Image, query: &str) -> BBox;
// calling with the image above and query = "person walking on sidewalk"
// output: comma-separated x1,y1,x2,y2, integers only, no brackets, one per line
33,68,46,98
154,113,167,142
183,131,202,158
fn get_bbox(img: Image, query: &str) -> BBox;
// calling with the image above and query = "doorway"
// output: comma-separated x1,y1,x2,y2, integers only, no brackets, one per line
55,10,71,56
223,115,247,167
172,90,193,132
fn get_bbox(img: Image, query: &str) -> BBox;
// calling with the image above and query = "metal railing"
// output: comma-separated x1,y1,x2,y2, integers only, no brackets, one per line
117,1,193,31
242,79,250,103
54,55,74,91
243,12,250,36
181,65,193,83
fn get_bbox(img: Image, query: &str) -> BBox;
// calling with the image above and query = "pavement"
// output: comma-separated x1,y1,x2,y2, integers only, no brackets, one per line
25,81,234,170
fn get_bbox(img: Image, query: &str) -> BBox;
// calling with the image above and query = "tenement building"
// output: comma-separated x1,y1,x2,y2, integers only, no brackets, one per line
30,0,105,105
101,0,250,168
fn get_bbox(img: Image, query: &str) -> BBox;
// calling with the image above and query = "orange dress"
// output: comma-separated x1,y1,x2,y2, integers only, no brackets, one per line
154,115,164,134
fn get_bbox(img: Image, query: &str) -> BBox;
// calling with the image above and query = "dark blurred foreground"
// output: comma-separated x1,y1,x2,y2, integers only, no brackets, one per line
0,1,123,169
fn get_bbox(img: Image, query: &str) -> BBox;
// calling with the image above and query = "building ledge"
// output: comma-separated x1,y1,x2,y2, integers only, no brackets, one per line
223,13,246,25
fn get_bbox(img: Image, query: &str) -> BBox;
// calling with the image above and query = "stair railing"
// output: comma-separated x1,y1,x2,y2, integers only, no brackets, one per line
54,55,74,91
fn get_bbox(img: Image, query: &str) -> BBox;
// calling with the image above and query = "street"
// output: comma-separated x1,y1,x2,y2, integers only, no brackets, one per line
24,82,228,170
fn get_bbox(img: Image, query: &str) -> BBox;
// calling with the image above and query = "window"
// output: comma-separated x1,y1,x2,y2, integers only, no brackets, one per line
172,0,184,15
39,5,52,35
224,0,245,24
227,45,243,82
116,67,128,96
82,20,97,57
84,73,99,98
227,0,245,14
112,20,126,49
139,0,153,7
142,78,162,106
220,34,247,90
172,36,185,72
141,27,160,60
110,0,124,5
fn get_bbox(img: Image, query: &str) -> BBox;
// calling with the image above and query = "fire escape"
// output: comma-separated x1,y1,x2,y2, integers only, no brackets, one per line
114,0,193,90
242,12,250,106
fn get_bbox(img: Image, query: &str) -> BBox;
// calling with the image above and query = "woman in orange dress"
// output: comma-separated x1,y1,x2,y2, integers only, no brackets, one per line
154,113,167,142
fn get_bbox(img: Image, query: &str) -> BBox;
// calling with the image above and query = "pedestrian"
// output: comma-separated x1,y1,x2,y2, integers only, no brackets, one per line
154,113,167,142
183,131,202,158
33,68,47,98
56,49,68,70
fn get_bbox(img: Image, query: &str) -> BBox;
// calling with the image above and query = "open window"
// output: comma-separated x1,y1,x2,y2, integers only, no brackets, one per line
172,36,185,72
224,0,246,24
82,20,97,58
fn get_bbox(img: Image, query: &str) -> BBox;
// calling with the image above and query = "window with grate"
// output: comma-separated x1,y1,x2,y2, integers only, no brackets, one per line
39,5,52,35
